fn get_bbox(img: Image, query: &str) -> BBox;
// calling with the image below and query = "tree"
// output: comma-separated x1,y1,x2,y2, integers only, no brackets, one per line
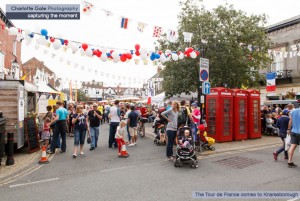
158,0,271,96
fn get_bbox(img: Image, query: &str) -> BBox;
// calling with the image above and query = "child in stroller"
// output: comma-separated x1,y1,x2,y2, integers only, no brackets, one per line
154,124,167,146
198,124,215,151
174,126,198,168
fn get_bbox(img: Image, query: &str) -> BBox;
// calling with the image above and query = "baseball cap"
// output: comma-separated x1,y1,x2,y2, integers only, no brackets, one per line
283,110,289,115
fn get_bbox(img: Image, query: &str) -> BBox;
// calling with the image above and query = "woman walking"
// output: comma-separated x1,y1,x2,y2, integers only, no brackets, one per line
161,101,180,160
68,104,75,137
72,105,89,158
273,110,290,161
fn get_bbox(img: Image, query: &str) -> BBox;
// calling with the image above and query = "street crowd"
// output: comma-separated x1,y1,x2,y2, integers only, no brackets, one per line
261,103,300,168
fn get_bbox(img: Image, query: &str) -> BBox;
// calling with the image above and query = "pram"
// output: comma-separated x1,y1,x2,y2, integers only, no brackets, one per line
198,124,215,151
153,123,167,146
174,126,198,168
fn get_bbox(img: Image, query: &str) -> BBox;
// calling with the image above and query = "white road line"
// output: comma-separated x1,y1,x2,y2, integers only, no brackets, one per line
287,198,300,201
9,177,59,188
100,165,134,173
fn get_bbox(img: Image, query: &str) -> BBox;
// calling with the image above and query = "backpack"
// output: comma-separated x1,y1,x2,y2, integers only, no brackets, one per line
178,107,188,126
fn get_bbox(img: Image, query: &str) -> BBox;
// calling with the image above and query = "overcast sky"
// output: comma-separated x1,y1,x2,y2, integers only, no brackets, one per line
1,0,299,88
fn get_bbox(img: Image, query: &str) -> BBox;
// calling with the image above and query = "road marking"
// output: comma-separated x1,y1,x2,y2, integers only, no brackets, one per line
100,165,135,173
287,198,300,201
9,177,59,188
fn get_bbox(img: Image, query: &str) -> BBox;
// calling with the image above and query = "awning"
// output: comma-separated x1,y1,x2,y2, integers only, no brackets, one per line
36,83,60,94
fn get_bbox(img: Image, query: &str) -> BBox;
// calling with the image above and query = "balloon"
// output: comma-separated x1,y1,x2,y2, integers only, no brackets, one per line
83,8,87,12
113,57,120,63
135,51,140,56
70,43,79,53
64,40,68,46
82,43,88,51
101,54,108,62
155,54,160,59
40,29,48,36
172,53,178,61
8,27,18,35
165,50,171,54
112,51,119,59
86,49,93,57
93,50,98,56
80,48,86,56
179,52,184,60
166,55,171,61
190,51,197,58
53,40,62,50
187,47,194,53
140,47,147,54
126,53,132,59
37,36,47,45
140,53,148,60
158,51,162,55
50,37,55,43
160,54,166,63
135,44,140,50
120,55,127,62
29,32,34,38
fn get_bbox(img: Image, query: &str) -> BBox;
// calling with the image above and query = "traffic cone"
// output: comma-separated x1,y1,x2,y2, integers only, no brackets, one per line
118,144,129,158
39,146,50,164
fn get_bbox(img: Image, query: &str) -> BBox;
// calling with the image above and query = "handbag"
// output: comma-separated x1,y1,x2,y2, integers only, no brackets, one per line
285,134,291,151
87,136,91,144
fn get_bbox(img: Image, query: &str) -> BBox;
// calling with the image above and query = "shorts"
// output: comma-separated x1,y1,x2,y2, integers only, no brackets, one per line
290,133,300,145
41,131,50,140
129,127,137,137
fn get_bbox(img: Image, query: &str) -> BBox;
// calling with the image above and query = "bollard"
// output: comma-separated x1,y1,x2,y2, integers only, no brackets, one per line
6,132,14,166
0,131,4,166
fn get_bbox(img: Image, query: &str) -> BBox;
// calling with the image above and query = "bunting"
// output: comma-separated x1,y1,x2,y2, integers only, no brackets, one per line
120,17,129,29
137,22,146,32
153,26,162,38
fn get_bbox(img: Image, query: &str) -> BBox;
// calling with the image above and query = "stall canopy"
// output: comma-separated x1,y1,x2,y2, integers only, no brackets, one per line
151,92,165,103
36,83,60,94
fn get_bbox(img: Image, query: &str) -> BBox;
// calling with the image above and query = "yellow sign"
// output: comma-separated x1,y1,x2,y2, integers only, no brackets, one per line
48,100,57,110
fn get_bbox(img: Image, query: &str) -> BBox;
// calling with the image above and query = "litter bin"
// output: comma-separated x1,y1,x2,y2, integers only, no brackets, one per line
0,112,7,166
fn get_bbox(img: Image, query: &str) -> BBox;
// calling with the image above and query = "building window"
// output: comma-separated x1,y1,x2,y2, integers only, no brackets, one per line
85,90,88,94
96,90,99,94
270,52,284,72
0,52,4,72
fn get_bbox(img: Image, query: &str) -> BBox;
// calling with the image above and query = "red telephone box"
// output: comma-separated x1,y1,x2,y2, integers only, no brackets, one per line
232,89,248,141
206,87,233,142
247,89,261,139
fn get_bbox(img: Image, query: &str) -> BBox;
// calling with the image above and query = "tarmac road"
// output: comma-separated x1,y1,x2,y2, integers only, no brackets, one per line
0,124,299,201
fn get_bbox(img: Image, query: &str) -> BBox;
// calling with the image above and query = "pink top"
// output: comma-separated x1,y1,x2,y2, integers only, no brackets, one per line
192,108,201,124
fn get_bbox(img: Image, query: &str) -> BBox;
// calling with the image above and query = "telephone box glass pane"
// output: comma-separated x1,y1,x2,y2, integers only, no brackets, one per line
223,99,231,136
208,99,216,135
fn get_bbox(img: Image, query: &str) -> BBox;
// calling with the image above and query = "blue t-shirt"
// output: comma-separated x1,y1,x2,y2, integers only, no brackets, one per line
56,107,68,120
128,111,138,127
291,108,300,134
276,116,290,134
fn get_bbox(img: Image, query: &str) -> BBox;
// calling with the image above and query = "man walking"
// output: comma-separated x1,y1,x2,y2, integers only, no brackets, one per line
48,101,68,154
127,105,139,146
87,103,102,150
108,100,120,148
287,107,300,168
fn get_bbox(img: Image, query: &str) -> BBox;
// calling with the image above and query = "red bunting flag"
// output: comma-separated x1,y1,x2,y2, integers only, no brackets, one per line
153,26,162,38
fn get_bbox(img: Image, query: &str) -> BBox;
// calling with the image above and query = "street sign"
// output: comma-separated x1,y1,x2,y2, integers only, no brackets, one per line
202,82,211,94
199,58,209,82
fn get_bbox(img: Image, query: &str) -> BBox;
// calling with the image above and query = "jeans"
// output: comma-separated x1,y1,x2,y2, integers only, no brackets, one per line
74,128,86,146
109,122,119,148
276,136,288,158
90,126,100,148
166,130,177,157
51,120,67,152
126,125,131,142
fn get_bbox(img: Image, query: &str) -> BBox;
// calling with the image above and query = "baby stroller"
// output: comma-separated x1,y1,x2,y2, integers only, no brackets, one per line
174,126,198,168
198,125,215,151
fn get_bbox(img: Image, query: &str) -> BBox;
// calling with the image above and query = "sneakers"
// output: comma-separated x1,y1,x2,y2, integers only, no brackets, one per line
72,154,77,158
90,147,95,151
134,142,137,145
287,162,297,168
47,150,55,154
128,143,135,147
284,156,289,160
273,152,278,161
168,156,175,161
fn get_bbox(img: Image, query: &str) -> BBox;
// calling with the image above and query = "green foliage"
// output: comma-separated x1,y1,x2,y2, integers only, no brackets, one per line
77,89,90,101
158,0,271,96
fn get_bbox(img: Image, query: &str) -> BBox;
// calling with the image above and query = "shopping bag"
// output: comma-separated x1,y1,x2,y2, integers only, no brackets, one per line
285,134,291,151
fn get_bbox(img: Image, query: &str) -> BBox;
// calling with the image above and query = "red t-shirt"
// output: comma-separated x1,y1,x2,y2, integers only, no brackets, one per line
140,107,148,118
192,108,201,124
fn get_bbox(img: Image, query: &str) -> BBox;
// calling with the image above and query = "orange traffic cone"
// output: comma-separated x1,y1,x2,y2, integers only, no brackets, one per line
39,146,50,164
119,144,129,158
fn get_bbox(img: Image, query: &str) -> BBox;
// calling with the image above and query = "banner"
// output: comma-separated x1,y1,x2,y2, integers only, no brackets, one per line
266,72,277,92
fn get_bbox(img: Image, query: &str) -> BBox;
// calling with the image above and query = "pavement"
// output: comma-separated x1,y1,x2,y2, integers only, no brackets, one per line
0,123,299,201
0,123,281,187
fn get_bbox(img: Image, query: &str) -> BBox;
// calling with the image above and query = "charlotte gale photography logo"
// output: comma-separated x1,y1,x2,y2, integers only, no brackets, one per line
6,4,80,20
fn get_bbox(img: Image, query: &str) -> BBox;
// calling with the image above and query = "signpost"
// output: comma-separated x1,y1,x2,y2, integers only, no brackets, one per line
199,58,209,123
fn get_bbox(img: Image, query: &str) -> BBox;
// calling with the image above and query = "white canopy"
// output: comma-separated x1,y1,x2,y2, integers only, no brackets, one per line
36,83,60,94
151,92,165,103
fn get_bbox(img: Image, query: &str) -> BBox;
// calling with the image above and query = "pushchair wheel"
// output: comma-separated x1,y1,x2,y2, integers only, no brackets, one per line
210,146,215,151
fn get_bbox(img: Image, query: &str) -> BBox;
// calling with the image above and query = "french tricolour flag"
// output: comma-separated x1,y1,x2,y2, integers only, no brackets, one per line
266,72,276,92
121,17,128,29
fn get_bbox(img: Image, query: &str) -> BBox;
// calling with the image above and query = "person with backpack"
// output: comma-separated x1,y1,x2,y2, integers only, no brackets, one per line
178,100,193,127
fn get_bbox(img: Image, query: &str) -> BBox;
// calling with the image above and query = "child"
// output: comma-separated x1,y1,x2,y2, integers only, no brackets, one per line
159,125,166,143
41,118,51,148
115,120,127,156
179,129,192,149
266,114,278,135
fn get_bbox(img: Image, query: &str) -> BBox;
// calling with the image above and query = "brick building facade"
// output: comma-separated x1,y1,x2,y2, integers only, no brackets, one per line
0,8,22,79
